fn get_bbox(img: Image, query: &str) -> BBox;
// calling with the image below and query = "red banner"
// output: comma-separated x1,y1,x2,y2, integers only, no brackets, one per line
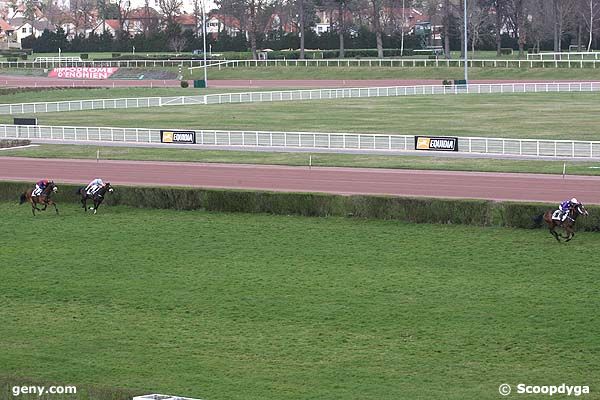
48,67,119,80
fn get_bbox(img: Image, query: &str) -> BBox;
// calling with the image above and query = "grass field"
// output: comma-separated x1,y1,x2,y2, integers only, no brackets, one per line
188,66,600,81
3,144,600,176
2,65,600,81
0,87,276,105
1,50,541,61
1,202,599,399
4,92,600,141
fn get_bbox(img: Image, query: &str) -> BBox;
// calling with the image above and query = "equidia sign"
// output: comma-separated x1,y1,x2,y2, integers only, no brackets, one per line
160,130,196,144
415,136,459,151
48,67,119,79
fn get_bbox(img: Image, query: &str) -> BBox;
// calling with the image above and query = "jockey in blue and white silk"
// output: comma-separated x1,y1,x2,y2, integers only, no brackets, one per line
558,198,579,222
85,178,105,196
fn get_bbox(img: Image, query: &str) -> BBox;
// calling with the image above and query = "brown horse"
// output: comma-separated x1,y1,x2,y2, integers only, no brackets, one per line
542,203,588,242
75,183,114,214
19,181,59,216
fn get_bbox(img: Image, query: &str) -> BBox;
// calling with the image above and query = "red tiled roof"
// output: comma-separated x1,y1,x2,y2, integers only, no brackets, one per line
0,19,13,31
128,7,160,19
209,13,240,30
104,19,120,30
175,14,197,26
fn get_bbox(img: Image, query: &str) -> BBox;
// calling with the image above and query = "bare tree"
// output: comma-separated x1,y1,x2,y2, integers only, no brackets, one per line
552,0,577,52
580,0,600,50
334,0,348,57
69,0,96,33
370,0,384,58
193,0,202,35
442,0,452,58
467,0,493,53
506,0,528,57
168,34,188,50
493,0,508,55
115,0,132,34
159,0,183,25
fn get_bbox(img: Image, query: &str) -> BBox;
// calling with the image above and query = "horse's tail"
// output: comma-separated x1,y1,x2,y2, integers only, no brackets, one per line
532,213,545,226
75,187,82,195
19,193,26,205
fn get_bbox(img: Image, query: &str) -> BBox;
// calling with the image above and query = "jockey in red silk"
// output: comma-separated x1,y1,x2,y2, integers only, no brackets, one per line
32,179,50,197
558,198,580,222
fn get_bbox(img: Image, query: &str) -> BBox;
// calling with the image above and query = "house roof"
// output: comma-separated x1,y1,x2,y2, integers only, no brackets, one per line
104,19,120,31
175,14,197,26
0,19,13,31
13,4,44,19
128,7,161,20
208,14,240,30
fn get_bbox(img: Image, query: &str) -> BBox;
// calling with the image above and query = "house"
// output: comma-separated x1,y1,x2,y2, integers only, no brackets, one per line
10,18,55,44
385,7,429,33
123,7,161,36
175,13,198,32
206,14,240,37
91,19,120,36
6,4,44,21
0,17,14,38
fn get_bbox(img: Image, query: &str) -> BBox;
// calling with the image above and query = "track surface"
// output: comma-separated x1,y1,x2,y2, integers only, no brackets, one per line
2,157,600,204
0,75,596,88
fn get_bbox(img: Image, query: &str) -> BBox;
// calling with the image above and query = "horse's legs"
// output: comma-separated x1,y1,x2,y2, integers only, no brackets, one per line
82,197,87,211
565,229,574,242
93,200,100,215
550,228,561,242
50,200,59,215
32,198,42,211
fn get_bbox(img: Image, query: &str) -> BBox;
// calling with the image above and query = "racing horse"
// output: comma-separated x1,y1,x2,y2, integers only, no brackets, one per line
75,183,114,214
542,203,588,242
19,181,59,216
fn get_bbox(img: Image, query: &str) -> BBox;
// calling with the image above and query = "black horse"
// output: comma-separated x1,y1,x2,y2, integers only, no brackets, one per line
19,181,59,216
75,183,114,214
541,203,589,242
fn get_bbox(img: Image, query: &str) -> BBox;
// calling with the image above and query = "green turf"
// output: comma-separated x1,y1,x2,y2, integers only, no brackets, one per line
4,92,600,141
0,87,277,105
3,144,600,176
189,66,600,81
0,203,598,399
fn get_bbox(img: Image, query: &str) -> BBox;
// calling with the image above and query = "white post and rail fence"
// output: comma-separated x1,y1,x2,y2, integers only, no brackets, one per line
2,124,600,159
3,58,600,69
1,82,599,115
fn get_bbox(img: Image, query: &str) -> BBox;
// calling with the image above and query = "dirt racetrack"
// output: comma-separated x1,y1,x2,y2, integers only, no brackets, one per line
2,157,600,204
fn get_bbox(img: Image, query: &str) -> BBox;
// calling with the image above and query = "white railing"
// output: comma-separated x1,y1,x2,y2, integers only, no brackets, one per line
527,51,600,61
3,58,600,69
33,56,83,63
2,124,600,158
204,58,600,69
1,82,599,115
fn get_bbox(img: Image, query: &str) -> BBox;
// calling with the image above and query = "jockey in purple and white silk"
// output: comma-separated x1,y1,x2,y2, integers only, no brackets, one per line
558,198,579,222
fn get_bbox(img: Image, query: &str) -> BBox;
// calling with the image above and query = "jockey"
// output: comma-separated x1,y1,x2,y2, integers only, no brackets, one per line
85,178,105,196
558,198,580,222
32,179,50,197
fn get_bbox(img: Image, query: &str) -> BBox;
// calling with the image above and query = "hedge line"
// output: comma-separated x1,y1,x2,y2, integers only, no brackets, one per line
3,181,600,231
0,139,30,148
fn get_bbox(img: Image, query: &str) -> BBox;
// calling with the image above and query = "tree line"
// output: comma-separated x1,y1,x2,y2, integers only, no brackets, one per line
21,0,600,57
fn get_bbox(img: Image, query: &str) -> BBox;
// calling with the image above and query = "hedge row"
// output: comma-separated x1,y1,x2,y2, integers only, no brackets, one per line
3,181,600,231
0,87,101,96
0,139,30,148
